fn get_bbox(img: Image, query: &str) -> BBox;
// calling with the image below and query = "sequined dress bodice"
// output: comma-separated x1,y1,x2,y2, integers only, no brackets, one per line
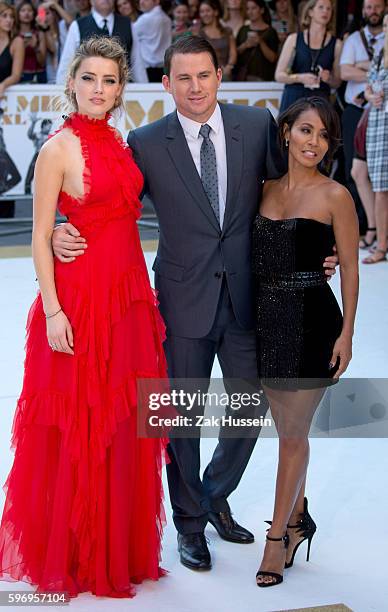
252,214,343,382
253,215,335,281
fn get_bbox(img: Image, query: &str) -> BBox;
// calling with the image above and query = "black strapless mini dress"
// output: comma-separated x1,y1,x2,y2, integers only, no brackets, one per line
252,215,343,388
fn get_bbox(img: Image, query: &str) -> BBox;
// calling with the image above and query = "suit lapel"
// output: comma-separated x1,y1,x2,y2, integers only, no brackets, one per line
165,111,220,232
220,104,243,234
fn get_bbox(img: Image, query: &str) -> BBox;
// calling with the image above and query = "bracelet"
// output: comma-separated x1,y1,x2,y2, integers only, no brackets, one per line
45,308,62,319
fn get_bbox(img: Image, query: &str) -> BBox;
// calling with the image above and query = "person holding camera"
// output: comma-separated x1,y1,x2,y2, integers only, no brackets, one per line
275,0,342,113
235,0,279,81
16,1,47,83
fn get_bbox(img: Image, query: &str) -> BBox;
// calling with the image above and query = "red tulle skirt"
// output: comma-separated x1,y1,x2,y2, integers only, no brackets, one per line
0,213,168,598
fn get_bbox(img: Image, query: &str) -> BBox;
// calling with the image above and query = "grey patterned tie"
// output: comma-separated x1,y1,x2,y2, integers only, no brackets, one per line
101,18,109,35
199,124,220,226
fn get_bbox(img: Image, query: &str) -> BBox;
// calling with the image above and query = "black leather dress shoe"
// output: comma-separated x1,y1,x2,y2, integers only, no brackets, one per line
208,510,254,543
177,533,212,571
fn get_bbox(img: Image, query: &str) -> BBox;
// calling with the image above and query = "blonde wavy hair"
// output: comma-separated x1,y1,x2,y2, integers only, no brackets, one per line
64,36,129,114
301,0,334,32
0,1,16,38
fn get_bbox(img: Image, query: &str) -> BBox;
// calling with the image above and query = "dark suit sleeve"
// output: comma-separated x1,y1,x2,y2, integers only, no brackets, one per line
127,129,149,198
265,109,286,180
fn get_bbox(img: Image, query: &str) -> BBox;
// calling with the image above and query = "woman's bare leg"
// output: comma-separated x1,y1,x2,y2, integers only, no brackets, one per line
256,386,325,585
363,191,388,262
351,159,376,246
270,400,307,521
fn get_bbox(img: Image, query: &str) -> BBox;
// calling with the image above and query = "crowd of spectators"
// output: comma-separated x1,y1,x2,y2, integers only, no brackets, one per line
0,0,367,89
0,0,387,259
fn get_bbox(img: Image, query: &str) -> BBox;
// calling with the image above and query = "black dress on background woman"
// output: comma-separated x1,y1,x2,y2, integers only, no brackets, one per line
0,44,12,80
252,214,343,386
279,32,336,113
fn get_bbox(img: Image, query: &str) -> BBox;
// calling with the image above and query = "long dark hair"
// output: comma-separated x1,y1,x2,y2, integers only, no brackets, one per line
16,1,37,28
199,0,226,33
278,97,341,170
247,0,272,26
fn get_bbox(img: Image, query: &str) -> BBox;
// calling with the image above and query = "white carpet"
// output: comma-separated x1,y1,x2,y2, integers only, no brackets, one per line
0,254,387,612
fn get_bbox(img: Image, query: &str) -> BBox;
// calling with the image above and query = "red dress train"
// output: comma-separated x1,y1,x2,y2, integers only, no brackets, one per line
0,113,168,598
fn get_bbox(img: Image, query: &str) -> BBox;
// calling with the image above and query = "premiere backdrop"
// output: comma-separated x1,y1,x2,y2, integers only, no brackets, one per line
0,82,284,197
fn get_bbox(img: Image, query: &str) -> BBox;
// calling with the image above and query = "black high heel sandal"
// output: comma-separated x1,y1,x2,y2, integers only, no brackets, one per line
285,497,316,568
256,532,289,588
265,497,316,569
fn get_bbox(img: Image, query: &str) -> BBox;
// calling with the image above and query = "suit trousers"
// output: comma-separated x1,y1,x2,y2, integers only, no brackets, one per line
164,277,268,534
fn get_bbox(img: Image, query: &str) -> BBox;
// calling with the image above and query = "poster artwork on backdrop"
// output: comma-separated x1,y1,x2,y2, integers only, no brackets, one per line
0,83,284,197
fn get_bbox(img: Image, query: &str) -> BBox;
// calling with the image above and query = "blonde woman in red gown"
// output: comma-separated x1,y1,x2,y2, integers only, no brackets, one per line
0,36,167,598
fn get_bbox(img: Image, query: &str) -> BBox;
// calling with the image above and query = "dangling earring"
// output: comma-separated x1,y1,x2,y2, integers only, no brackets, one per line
285,139,289,148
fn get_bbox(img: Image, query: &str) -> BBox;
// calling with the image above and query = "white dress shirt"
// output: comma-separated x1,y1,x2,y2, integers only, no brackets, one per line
177,104,227,228
340,26,385,104
132,6,172,68
56,9,148,84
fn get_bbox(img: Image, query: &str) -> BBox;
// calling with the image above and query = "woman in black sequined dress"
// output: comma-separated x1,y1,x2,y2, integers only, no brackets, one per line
253,98,359,587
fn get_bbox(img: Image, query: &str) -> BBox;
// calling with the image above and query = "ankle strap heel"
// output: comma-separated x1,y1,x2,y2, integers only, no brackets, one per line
256,531,289,588
266,533,289,548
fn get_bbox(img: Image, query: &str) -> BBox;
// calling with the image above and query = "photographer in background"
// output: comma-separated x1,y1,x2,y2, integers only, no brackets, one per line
16,1,47,83
339,0,386,195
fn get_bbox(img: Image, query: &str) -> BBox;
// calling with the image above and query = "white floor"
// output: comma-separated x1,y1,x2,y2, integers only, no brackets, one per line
0,254,387,612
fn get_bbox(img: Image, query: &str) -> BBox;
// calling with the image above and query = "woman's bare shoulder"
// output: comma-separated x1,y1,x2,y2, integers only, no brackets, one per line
282,32,298,49
41,127,79,153
38,128,80,169
10,36,24,53
320,179,353,203
319,178,355,217
263,178,282,196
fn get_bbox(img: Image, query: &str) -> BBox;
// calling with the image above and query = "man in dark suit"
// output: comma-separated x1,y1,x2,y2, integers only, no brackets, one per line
56,0,147,84
126,38,284,571
53,36,337,572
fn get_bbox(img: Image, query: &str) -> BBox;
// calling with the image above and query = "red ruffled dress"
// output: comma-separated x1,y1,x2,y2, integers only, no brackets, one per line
0,113,168,598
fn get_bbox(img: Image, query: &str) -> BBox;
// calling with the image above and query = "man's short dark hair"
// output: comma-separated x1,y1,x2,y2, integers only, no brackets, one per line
164,36,219,77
